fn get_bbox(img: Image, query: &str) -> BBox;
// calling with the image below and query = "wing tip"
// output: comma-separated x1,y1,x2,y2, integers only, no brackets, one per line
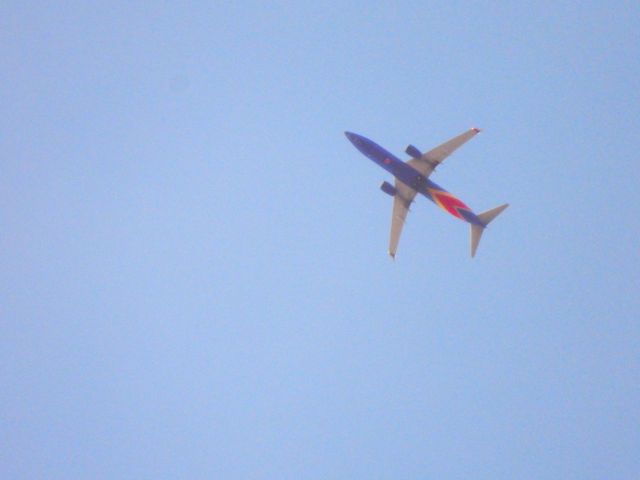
388,251,396,260
471,127,482,133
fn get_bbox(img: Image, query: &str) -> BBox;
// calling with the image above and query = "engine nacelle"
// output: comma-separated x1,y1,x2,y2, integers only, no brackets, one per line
380,181,397,196
405,144,422,159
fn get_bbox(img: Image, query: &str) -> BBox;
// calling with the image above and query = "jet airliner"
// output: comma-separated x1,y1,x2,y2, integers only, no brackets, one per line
345,128,508,258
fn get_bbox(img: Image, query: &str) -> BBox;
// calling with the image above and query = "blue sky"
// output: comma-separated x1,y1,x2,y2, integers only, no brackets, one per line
2,1,639,478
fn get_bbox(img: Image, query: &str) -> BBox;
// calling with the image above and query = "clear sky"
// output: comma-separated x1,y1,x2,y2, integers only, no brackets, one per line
2,1,639,479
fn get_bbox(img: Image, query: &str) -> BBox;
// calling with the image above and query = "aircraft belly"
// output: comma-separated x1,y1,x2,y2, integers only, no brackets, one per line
345,130,506,257
393,163,424,189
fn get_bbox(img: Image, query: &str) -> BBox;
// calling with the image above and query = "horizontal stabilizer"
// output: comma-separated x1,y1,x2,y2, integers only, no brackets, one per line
470,225,484,258
478,203,509,226
470,203,509,257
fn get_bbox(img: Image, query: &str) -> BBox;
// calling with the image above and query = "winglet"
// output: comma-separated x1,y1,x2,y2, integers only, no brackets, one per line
471,127,482,133
388,251,396,260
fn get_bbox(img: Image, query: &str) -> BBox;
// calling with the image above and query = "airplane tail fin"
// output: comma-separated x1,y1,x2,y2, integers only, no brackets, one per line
470,203,509,257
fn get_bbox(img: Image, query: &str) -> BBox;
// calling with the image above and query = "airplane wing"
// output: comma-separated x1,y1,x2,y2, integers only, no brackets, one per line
389,179,418,258
407,127,481,177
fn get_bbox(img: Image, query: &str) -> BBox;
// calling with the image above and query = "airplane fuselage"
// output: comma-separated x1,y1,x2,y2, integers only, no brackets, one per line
346,132,484,226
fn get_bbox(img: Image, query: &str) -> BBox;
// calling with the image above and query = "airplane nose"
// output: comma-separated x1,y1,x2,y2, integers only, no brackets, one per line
345,131,359,145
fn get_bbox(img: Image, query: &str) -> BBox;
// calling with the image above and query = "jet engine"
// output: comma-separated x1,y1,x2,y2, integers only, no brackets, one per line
380,181,397,196
405,144,422,159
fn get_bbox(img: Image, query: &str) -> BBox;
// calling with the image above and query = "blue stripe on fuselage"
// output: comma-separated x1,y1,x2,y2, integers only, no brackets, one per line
345,132,429,191
345,131,483,225
345,132,402,175
460,208,483,225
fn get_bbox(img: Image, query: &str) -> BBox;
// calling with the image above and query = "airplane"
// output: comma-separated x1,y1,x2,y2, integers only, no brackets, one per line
345,128,508,258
